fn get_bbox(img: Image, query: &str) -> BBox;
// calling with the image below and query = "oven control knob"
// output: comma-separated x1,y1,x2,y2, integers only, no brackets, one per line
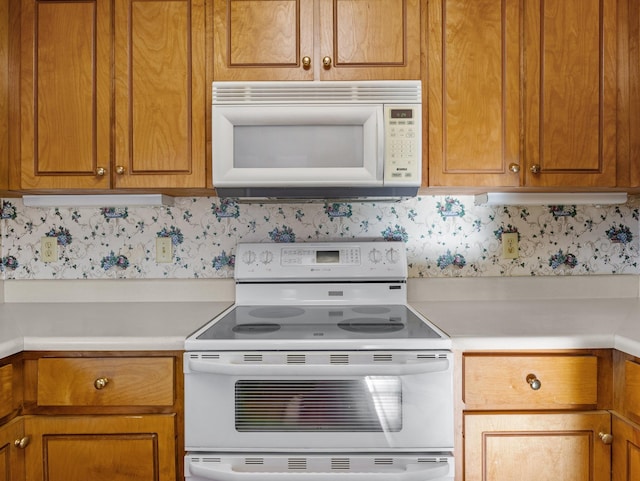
241,250,257,265
260,250,274,264
368,248,382,263
386,248,400,264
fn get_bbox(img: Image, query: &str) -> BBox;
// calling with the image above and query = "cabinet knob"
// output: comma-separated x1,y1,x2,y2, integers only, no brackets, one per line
599,432,613,445
116,165,126,175
96,167,107,176
508,163,520,173
526,373,541,390
14,436,30,449
302,56,311,69
94,377,109,390
530,164,541,174
322,56,332,69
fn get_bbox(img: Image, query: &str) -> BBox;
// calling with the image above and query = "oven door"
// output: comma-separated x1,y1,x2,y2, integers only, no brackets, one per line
185,453,454,481
184,351,453,452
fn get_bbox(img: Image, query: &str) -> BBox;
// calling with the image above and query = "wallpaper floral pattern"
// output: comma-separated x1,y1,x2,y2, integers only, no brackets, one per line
0,195,638,279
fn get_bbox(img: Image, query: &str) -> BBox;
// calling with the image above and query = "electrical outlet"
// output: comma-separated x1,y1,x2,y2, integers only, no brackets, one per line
41,237,58,263
502,232,519,259
156,237,173,263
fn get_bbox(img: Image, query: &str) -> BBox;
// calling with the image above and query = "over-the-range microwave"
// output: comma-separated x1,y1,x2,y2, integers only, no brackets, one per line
211,80,422,200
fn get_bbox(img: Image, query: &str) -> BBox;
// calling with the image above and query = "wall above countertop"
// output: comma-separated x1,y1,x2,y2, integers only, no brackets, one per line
0,195,638,280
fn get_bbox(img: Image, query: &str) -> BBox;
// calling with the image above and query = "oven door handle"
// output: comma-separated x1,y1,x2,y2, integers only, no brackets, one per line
188,461,451,481
187,358,449,376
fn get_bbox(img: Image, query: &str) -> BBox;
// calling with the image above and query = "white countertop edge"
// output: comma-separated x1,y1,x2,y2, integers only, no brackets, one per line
450,333,616,352
613,335,640,359
22,336,187,352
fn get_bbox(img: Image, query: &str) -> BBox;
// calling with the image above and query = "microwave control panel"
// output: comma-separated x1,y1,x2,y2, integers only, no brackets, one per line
383,105,421,185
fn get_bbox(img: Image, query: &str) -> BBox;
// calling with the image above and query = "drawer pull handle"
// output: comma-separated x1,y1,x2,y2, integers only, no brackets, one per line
94,377,109,390
14,436,30,449
599,432,613,445
526,373,541,390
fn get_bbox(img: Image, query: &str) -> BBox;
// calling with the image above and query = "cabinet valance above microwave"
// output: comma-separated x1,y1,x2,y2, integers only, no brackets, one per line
211,81,422,200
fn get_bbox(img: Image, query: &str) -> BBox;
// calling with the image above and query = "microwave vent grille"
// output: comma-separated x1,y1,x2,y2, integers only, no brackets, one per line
212,81,421,105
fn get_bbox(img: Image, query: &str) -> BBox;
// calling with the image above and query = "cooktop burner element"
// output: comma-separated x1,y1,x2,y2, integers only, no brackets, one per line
337,318,405,333
231,323,281,334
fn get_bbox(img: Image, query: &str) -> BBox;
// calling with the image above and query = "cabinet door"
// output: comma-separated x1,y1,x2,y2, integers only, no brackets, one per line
212,0,314,81
630,0,640,186
0,0,8,194
24,414,176,481
523,0,617,187
464,411,611,481
318,0,421,80
427,0,521,187
0,418,25,481
114,0,206,188
613,415,640,481
18,0,112,190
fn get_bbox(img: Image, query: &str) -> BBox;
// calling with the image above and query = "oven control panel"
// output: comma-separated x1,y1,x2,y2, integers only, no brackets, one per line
235,242,407,281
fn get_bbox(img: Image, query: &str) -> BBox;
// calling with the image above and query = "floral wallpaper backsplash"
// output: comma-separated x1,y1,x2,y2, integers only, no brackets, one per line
0,195,638,280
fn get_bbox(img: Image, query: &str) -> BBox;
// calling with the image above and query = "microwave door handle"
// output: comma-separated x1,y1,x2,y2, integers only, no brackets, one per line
187,358,449,376
188,462,451,481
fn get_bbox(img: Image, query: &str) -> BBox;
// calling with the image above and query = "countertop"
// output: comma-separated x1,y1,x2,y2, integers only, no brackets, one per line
1,276,640,359
0,301,232,358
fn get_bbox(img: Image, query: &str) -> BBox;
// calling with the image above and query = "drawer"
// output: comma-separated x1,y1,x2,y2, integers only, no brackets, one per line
37,357,174,407
623,359,640,421
0,364,13,418
464,354,598,409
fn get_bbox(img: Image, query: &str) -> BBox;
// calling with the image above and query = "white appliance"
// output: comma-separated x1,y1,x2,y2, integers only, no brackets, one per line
184,241,454,481
211,81,422,199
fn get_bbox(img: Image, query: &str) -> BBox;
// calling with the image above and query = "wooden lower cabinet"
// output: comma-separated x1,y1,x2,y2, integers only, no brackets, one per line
464,411,612,481
613,415,640,481
23,414,176,481
0,417,25,481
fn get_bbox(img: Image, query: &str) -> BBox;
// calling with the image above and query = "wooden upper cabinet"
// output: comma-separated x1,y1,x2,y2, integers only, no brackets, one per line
0,0,9,194
16,0,205,191
427,0,521,187
113,0,206,188
318,0,421,80
427,0,619,189
629,0,640,187
523,0,617,187
213,0,314,80
18,0,112,190
213,0,420,81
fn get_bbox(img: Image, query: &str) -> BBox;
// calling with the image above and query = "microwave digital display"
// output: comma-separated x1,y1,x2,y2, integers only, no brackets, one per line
390,109,413,119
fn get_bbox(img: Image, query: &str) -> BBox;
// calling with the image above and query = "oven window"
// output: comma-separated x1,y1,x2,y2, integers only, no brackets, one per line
235,378,402,432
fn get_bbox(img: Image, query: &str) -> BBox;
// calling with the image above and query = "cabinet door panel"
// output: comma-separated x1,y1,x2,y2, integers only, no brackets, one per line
613,416,640,481
19,0,111,189
465,412,611,481
0,364,12,419
24,414,176,481
523,0,617,186
213,0,314,80
427,0,520,186
319,0,420,80
114,0,206,188
0,418,25,481
630,0,640,186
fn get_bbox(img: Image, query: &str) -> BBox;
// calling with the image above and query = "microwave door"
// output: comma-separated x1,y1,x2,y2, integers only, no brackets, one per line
212,105,383,187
